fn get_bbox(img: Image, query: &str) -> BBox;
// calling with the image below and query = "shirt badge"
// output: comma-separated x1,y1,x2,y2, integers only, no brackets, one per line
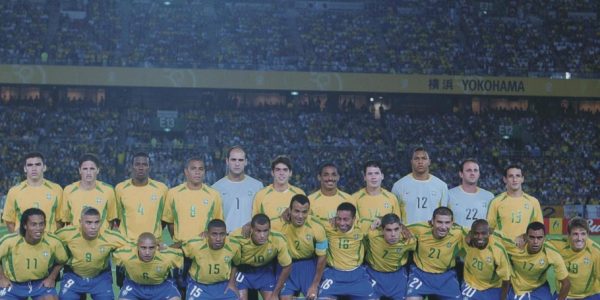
486,256,492,263
151,194,158,201
203,199,209,205
46,193,52,200
524,203,530,209
305,234,312,241
224,256,231,263
584,257,591,265
43,251,49,257
384,202,390,209
267,248,273,255
354,234,360,240
96,197,103,204
446,242,453,248
539,259,545,265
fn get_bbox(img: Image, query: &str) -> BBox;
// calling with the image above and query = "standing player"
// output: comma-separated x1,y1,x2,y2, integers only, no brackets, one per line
271,194,328,300
392,147,449,224
56,207,133,300
486,165,543,240
252,156,305,220
460,219,511,300
448,159,494,227
229,214,292,300
353,160,405,222
113,233,184,300
115,151,168,242
406,207,465,300
498,222,570,300
546,218,600,299
365,213,416,300
318,202,376,300
61,153,118,230
2,152,63,233
162,156,224,244
181,219,241,300
212,146,263,233
0,208,68,300
308,163,353,222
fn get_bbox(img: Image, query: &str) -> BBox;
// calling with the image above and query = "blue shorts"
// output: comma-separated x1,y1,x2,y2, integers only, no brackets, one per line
366,265,409,300
235,264,275,292
175,257,192,289
406,265,460,299
579,294,600,300
318,266,376,299
60,270,114,300
278,258,317,296
460,282,501,300
507,283,551,300
119,277,181,300
0,279,57,300
186,277,237,300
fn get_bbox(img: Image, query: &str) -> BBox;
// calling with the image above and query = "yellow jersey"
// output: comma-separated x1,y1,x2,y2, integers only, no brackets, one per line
408,222,466,273
252,184,305,220
365,228,416,272
61,181,118,230
181,237,241,284
352,188,406,223
56,226,133,278
115,178,168,240
229,228,292,268
547,237,600,298
461,236,511,290
486,192,543,240
0,233,68,282
2,180,63,232
162,183,223,243
499,236,569,295
322,221,367,270
113,247,183,285
271,216,328,259
308,189,354,222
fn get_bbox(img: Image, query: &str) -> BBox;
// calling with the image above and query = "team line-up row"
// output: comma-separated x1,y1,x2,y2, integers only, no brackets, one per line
0,147,587,299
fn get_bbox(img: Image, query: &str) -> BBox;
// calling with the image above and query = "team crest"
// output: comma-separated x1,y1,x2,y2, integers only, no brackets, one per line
446,242,452,248
267,248,273,255
584,257,591,265
248,191,254,197
524,203,530,209
486,256,492,263
43,251,49,257
384,202,390,209
539,259,545,265
203,199,209,205
430,191,438,198
151,194,158,201
224,256,231,263
395,248,402,253
157,266,162,272
46,193,52,200
306,234,312,241
96,197,103,204
99,247,106,253
354,233,360,240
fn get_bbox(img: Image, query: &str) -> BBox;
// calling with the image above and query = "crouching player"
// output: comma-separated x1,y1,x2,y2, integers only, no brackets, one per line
113,232,183,300
57,207,134,299
319,202,377,300
181,219,241,300
460,219,511,299
365,213,416,300
0,208,68,300
271,194,328,300
230,213,292,300
406,207,465,300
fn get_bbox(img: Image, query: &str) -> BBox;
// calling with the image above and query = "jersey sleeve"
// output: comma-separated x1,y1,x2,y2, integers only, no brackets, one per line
492,231,520,255
276,237,292,267
106,188,118,222
112,248,131,267
50,235,69,264
547,247,569,281
1,187,17,224
492,241,512,281
214,192,224,220
166,249,184,269
440,184,449,207
162,189,175,223
486,199,499,230
60,191,72,223
251,191,262,216
105,229,135,248
54,185,64,226
313,222,328,257
532,200,543,223
0,235,13,259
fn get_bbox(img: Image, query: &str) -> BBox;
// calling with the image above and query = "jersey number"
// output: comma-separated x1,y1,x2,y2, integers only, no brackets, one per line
26,258,38,269
382,250,389,259
338,239,350,249
417,197,428,209
408,277,423,290
190,286,203,297
462,284,477,297
294,240,301,251
209,263,220,274
511,211,522,223
568,262,578,274
142,272,149,280
466,208,478,220
522,262,534,271
320,279,333,290
471,258,483,271
428,248,440,259
85,252,92,262
253,255,264,264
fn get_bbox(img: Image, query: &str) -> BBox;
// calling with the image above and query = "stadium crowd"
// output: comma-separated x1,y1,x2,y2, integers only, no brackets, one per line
0,98,598,207
1,0,598,76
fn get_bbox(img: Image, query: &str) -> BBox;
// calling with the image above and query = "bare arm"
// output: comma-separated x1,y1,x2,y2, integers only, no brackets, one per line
5,222,15,233
40,264,63,288
556,278,570,300
307,255,327,300
500,280,510,300
0,265,11,288
270,264,291,299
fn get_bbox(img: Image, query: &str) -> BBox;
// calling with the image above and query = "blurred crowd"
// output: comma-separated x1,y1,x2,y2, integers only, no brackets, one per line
1,0,598,76
1,99,599,207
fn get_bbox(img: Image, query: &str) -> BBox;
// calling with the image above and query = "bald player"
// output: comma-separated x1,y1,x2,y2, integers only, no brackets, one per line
212,146,263,232
113,233,184,300
252,156,305,220
486,165,543,240
0,208,68,300
353,160,405,223
308,163,353,222
3,152,63,233
57,207,133,300
230,213,292,300
392,147,449,224
61,153,118,230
